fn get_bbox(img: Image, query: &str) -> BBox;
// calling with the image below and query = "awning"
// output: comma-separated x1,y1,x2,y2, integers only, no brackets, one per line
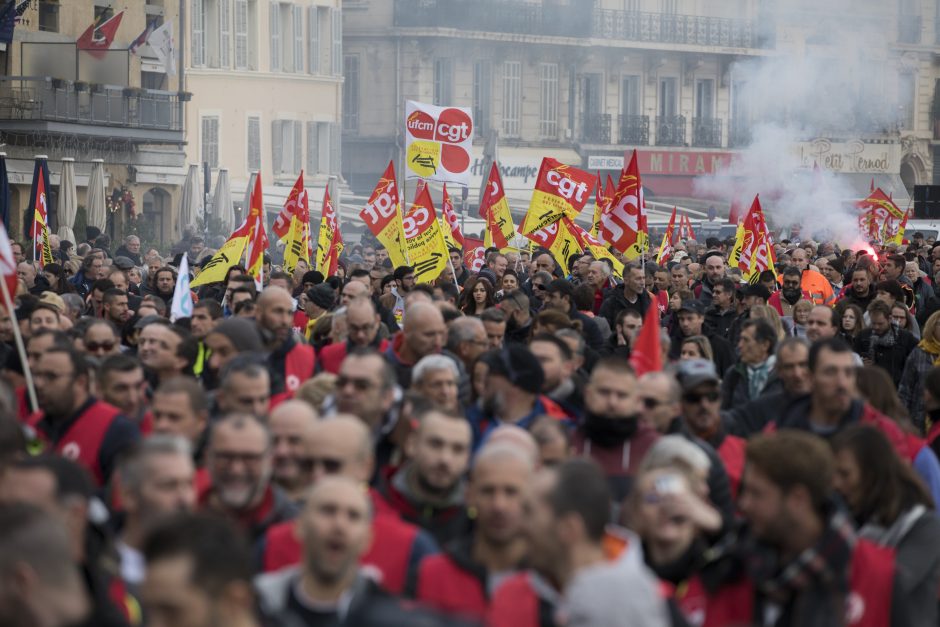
4,157,109,187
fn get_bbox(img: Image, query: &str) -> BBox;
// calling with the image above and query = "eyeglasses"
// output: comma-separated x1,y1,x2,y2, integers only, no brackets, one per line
86,341,116,352
212,450,267,466
641,397,664,409
682,390,720,404
337,375,375,391
532,283,547,291
297,456,344,474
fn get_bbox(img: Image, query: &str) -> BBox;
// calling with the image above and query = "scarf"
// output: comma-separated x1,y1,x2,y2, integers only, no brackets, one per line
747,356,775,400
749,507,856,625
917,336,940,365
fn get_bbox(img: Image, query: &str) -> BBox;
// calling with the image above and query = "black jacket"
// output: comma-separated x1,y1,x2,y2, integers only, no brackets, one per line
720,361,784,410
568,305,604,351
598,288,653,329
668,329,735,376
705,306,737,339
853,327,918,387
722,390,800,437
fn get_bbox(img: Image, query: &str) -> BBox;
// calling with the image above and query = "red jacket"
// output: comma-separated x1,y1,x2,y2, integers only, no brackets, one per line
486,573,545,627
28,398,129,486
270,342,317,407
716,434,746,500
318,338,390,374
416,537,492,619
260,510,427,594
681,539,895,627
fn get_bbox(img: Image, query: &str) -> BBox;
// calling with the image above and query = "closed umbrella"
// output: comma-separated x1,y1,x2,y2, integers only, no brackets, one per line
178,164,200,238
56,158,77,243
86,159,107,233
212,168,234,234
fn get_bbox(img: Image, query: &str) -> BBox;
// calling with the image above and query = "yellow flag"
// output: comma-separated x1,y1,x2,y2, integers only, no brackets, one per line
440,217,459,251
727,221,745,269
404,185,448,283
190,234,249,287
282,215,310,275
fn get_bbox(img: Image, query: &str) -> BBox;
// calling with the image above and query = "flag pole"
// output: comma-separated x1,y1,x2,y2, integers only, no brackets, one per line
0,278,37,412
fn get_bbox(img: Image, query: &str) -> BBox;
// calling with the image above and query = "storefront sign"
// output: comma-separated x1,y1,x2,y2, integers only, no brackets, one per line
792,139,900,174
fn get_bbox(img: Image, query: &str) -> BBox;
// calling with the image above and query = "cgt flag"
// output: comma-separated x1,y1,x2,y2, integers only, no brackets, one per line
244,174,268,289
656,207,678,265
283,189,313,275
600,149,648,260
480,162,516,249
360,161,409,268
31,171,53,268
440,184,465,249
629,298,662,376
569,220,623,279
520,158,595,235
404,101,474,186
403,184,449,283
314,188,343,276
462,236,485,272
272,172,305,241
525,217,582,272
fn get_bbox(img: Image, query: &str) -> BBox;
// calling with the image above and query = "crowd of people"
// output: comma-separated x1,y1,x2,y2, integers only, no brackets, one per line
3,223,940,626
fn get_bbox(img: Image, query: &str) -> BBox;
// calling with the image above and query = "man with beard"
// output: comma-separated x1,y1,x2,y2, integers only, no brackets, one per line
259,416,438,595
189,300,222,380
257,286,315,400
377,408,472,545
317,297,388,374
467,344,571,446
488,460,668,626
543,279,604,350
692,252,726,306
144,266,177,309
854,300,917,387
704,432,906,626
839,266,877,311
571,357,660,502
496,290,534,345
199,413,298,542
269,400,319,504
769,266,810,318
97,355,148,428
115,435,196,591
256,476,455,626
529,333,583,418
416,442,533,620
29,346,139,486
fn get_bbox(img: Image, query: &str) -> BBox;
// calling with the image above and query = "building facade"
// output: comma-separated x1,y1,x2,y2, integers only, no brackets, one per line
0,0,186,246
182,0,343,224
343,0,940,219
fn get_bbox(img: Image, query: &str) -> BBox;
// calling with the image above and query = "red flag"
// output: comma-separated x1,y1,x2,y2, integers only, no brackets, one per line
655,207,677,265
77,11,124,58
600,149,647,258
31,172,52,268
683,214,696,241
629,300,662,376
441,183,465,247
479,163,514,249
462,236,485,272
244,174,268,289
0,221,18,298
318,187,343,276
272,171,304,241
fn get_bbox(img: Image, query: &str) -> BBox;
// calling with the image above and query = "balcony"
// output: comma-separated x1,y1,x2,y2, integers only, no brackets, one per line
728,120,752,148
692,117,722,147
898,14,921,44
0,77,183,143
618,115,649,145
393,0,766,48
582,113,611,144
394,0,591,37
592,10,762,48
655,115,686,146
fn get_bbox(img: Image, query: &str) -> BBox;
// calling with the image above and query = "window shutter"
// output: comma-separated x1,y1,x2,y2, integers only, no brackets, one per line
292,121,302,173
292,5,303,73
272,120,283,174
219,0,231,67
331,8,341,76
191,0,205,66
318,122,330,173
308,6,319,74
247,116,261,171
306,122,319,173
269,3,280,71
234,0,247,69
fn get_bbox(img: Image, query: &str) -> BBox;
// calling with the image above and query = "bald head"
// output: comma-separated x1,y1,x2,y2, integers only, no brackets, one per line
341,281,369,306
270,399,319,424
258,285,293,308
306,414,374,483
346,297,379,347
257,285,294,342
486,424,539,465
403,302,446,359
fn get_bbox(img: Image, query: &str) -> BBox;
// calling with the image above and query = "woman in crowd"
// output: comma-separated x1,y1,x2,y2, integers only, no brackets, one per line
836,302,865,343
749,304,788,341
459,276,495,316
499,269,519,294
791,299,813,338
900,311,940,431
41,263,75,295
831,425,940,627
891,300,920,340
679,336,713,363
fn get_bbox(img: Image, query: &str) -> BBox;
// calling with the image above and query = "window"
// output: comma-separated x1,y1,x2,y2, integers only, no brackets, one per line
502,61,521,137
272,120,303,175
247,116,261,171
899,72,916,130
306,122,319,173
695,78,715,119
308,6,320,73
659,77,677,117
234,0,248,68
621,75,640,117
269,3,281,71
433,58,453,106
218,0,231,67
292,5,304,72
331,8,342,75
539,63,558,139
473,60,492,137
583,73,603,116
305,122,340,174
38,0,58,32
201,116,220,168
344,54,360,132
192,0,205,66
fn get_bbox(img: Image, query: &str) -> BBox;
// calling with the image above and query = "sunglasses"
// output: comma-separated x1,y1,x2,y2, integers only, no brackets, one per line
683,389,720,404
533,283,547,291
336,375,374,391
86,341,116,352
641,397,664,409
297,456,344,474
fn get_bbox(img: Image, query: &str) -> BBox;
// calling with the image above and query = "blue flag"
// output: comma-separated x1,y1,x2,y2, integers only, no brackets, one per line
0,0,30,46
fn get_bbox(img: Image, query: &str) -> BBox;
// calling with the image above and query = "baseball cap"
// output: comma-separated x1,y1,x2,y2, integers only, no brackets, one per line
678,299,706,316
481,345,544,395
676,359,720,391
